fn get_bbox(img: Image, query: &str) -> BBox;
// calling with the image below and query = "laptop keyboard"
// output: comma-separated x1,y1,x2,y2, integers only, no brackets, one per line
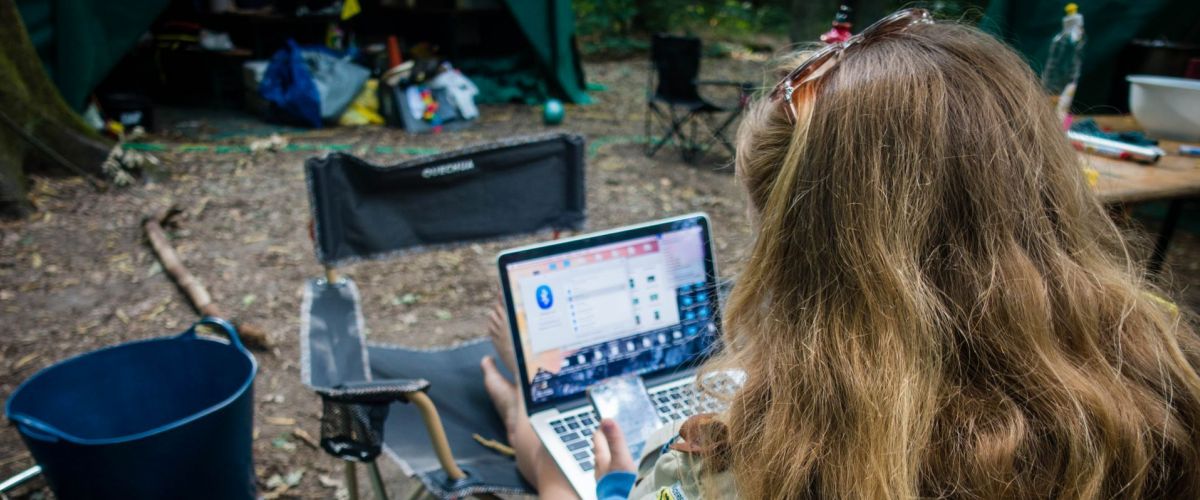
550,411,601,471
548,384,725,473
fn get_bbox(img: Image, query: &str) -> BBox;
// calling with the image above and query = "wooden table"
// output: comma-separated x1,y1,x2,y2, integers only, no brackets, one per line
1084,116,1200,273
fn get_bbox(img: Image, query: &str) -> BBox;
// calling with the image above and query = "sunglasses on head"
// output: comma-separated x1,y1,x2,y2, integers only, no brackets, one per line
769,8,933,124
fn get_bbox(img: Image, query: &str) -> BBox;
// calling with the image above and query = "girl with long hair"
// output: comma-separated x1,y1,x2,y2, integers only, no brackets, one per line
481,9,1200,498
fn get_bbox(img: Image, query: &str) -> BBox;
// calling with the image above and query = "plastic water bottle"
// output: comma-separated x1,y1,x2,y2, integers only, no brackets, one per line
1041,3,1085,128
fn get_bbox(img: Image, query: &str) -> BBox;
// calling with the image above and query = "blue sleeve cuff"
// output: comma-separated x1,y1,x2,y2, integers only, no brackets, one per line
596,471,637,499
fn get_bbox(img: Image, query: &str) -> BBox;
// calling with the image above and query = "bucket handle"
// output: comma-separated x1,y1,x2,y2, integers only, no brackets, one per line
180,316,246,352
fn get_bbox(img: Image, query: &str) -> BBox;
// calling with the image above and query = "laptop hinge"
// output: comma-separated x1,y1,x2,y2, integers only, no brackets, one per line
554,398,592,413
552,369,694,413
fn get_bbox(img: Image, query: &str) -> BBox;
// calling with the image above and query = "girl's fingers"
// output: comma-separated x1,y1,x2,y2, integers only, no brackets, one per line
601,419,636,473
592,427,612,480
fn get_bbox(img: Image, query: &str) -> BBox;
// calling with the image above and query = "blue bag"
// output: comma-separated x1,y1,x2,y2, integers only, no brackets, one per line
260,40,368,128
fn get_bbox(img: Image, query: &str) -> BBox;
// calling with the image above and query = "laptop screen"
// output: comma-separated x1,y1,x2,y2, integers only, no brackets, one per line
499,215,720,409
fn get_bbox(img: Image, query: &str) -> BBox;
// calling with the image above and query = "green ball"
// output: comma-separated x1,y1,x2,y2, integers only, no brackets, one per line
542,99,564,125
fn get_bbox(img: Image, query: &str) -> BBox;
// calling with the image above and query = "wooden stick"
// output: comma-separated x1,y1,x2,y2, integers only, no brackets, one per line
143,206,270,349
472,433,515,457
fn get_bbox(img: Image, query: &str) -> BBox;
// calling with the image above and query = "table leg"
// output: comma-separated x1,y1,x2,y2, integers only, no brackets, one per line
1148,199,1186,275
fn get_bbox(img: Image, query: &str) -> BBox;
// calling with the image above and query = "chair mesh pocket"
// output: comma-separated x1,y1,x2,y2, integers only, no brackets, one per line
319,398,391,461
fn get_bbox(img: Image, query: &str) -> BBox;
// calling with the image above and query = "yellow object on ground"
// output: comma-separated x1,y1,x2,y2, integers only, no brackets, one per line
338,79,384,126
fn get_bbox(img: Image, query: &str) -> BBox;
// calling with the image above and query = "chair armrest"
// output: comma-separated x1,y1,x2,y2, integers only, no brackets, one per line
315,379,430,404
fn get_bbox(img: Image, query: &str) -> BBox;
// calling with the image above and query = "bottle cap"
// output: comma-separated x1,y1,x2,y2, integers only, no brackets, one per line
1065,3,1078,15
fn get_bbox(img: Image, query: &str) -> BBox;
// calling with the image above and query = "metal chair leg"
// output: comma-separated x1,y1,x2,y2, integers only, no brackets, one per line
646,104,686,158
345,461,360,500
368,461,389,500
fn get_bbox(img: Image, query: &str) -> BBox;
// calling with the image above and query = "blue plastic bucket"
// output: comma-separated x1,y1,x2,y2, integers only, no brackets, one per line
5,317,257,499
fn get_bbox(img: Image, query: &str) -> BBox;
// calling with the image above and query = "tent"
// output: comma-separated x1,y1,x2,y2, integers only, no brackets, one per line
3,0,590,214
500,0,591,104
17,0,171,112
15,0,589,111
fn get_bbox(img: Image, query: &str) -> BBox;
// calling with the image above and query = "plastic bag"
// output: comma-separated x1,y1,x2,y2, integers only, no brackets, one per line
338,79,384,126
260,40,369,127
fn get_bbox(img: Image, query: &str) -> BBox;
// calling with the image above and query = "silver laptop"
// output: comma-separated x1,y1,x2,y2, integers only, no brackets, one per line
497,213,724,499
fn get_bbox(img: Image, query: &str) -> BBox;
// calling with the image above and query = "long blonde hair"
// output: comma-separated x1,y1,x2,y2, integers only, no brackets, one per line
702,21,1200,498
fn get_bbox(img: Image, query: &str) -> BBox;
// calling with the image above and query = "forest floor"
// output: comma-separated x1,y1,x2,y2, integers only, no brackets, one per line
2,56,1198,498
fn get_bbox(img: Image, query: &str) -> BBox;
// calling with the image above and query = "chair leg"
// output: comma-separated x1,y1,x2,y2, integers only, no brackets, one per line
682,114,701,163
345,461,360,500
709,108,743,155
368,461,390,500
645,104,680,158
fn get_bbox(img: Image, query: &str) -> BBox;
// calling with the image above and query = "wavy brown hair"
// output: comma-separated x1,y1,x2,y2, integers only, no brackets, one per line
700,20,1200,498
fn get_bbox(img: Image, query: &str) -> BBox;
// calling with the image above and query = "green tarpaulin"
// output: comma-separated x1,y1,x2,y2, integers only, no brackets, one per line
17,0,171,111
501,0,591,104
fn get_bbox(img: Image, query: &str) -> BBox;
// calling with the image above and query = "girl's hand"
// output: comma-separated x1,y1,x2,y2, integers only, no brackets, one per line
592,419,637,479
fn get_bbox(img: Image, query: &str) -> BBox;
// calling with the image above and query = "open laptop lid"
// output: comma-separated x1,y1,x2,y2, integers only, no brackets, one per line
497,213,721,414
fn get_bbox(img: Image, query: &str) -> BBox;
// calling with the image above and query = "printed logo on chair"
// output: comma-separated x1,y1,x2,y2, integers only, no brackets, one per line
421,159,475,179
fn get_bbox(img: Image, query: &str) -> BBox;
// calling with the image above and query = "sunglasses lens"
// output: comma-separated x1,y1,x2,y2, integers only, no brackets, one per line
863,9,929,38
771,8,930,122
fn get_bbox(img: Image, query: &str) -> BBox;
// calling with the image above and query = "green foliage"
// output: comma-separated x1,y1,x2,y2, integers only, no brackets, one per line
574,0,790,57
573,0,990,57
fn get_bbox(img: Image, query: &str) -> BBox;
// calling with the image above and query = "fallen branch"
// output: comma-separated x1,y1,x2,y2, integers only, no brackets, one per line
143,206,270,349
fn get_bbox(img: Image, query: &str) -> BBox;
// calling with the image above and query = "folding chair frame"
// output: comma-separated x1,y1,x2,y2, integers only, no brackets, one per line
317,267,481,500
644,87,747,164
643,37,752,164
302,136,585,499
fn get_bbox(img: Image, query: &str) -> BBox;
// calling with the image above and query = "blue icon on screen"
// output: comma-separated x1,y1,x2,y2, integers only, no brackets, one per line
681,296,694,306
699,307,710,318
536,285,554,310
685,311,696,320
697,292,708,301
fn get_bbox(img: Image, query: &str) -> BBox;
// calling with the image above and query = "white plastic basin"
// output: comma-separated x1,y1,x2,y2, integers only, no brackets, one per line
1127,75,1200,142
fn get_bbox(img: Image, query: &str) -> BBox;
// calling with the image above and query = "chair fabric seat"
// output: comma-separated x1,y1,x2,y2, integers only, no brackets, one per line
370,339,534,497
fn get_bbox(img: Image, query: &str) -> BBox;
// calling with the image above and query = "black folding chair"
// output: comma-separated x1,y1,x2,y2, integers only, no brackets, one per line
300,133,586,499
644,34,754,164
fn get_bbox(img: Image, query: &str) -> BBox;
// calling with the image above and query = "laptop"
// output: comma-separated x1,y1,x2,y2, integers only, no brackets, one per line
497,213,724,499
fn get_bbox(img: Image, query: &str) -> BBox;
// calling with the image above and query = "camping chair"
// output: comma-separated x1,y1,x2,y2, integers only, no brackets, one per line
644,34,754,164
300,133,586,499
